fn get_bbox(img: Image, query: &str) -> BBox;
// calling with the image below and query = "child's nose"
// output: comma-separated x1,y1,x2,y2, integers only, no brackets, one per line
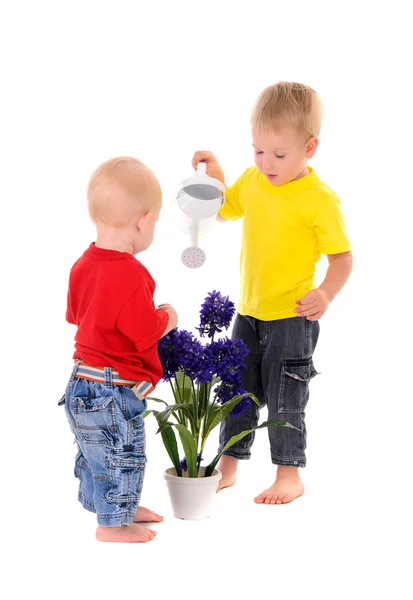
263,155,275,172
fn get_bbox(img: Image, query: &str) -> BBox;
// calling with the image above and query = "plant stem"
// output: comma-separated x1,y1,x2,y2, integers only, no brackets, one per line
199,379,221,456
202,331,216,435
204,378,219,430
192,380,198,423
169,380,184,425
181,374,189,427
211,381,223,409
202,382,211,434
171,379,182,403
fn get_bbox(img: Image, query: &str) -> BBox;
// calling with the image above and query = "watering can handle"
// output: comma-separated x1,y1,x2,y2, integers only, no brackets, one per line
196,161,207,176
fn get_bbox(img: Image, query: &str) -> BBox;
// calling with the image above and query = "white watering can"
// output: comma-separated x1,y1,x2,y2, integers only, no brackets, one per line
176,162,225,268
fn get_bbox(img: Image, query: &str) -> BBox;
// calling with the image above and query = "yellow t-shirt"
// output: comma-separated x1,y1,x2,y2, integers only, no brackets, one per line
219,166,351,321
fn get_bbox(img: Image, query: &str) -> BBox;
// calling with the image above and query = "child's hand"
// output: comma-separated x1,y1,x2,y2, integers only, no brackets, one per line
157,303,172,311
192,151,226,185
158,304,178,335
294,289,330,321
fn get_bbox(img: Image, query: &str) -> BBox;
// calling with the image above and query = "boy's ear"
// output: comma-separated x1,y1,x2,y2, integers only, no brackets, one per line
136,211,153,233
305,137,319,158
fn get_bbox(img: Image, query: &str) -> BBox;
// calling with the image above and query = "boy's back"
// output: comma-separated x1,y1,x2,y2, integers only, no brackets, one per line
67,243,167,384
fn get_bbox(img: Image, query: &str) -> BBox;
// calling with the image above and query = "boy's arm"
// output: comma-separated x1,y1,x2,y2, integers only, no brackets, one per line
117,286,173,351
320,251,353,301
192,151,245,222
295,251,353,321
192,151,226,185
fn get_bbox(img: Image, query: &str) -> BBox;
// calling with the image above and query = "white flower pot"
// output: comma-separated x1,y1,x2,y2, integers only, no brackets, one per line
164,467,222,520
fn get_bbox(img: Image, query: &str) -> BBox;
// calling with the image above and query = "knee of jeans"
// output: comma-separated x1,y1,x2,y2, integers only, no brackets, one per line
278,357,318,413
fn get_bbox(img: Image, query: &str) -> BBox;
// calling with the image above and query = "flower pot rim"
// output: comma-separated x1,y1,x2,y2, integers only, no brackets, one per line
164,466,222,484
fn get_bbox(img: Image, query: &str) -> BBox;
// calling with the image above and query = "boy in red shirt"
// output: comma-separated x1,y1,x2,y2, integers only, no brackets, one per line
60,157,177,543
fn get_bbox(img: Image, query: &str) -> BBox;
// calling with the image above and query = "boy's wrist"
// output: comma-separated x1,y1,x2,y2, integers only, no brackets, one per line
210,167,225,185
318,285,334,303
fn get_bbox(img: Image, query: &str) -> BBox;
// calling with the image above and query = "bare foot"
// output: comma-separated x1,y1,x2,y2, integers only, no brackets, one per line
96,523,157,543
254,466,304,505
133,506,164,523
216,455,238,492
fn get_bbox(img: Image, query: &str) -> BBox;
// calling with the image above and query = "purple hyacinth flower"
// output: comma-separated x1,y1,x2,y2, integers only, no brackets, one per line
158,328,181,381
197,290,235,338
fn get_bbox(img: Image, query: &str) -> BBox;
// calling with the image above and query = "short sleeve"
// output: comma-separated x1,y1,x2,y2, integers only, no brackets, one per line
117,283,169,352
218,173,245,220
313,195,351,255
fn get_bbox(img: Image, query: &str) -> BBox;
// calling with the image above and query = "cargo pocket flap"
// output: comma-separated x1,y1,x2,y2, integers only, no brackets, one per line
72,394,114,411
282,358,319,382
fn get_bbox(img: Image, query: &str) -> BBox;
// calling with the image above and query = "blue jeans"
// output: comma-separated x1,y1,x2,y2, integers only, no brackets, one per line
218,314,320,467
59,362,147,527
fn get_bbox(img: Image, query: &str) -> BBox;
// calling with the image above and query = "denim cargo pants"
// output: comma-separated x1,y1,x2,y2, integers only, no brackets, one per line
59,361,148,526
218,314,320,467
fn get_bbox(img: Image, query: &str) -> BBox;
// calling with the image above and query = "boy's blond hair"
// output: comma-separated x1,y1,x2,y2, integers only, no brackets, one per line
251,81,323,139
87,157,161,227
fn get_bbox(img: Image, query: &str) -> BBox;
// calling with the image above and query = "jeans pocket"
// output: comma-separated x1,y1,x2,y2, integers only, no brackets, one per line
70,380,119,446
122,386,148,415
278,357,318,413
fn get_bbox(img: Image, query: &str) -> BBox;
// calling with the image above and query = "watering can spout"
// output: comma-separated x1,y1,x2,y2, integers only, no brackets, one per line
189,224,199,248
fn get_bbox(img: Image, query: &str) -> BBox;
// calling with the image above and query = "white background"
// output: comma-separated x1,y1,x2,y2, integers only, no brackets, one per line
1,1,412,598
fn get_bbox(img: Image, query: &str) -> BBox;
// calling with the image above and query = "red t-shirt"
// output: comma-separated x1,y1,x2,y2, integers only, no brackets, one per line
66,243,169,385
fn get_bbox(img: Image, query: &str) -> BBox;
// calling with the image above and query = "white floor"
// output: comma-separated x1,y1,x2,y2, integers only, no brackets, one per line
7,391,411,600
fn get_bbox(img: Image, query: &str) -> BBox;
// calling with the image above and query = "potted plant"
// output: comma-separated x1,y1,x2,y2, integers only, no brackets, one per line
146,291,297,519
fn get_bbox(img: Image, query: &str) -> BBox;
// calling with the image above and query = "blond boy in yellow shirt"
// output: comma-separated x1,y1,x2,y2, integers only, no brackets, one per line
192,82,352,504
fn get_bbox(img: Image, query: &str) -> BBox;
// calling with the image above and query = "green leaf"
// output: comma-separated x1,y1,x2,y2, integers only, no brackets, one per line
158,403,194,423
174,371,194,404
149,411,182,475
204,404,220,430
173,372,194,429
155,403,196,434
174,424,198,477
143,409,159,419
204,419,299,476
160,424,182,476
197,383,209,420
156,419,176,435
146,396,169,406
204,393,260,438
147,409,176,434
